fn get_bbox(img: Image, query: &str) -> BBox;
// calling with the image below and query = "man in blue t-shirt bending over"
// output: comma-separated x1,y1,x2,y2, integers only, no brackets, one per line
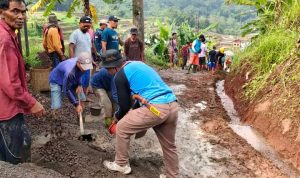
101,15,124,54
101,49,179,178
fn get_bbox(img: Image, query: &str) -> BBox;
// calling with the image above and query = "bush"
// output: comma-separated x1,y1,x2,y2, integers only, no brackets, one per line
145,47,168,68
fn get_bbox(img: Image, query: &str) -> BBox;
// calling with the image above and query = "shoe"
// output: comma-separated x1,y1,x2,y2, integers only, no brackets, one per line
103,160,132,174
159,174,166,178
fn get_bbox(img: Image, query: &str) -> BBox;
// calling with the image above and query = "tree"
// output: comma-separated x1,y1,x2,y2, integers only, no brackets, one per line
132,0,144,42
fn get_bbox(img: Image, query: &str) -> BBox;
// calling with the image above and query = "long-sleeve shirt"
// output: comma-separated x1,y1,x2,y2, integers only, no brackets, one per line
49,58,83,106
43,26,63,56
0,20,37,120
111,61,176,120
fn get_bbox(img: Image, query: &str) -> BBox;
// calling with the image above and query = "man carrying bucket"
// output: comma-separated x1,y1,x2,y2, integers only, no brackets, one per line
101,49,179,178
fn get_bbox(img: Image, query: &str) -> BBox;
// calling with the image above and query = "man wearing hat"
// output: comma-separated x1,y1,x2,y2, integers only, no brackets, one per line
49,52,93,114
101,15,123,54
124,27,144,61
69,16,97,97
43,13,65,67
94,20,107,54
101,49,179,178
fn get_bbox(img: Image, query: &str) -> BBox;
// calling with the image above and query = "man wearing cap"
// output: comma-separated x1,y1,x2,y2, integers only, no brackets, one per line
43,13,65,67
94,20,107,55
49,52,93,113
69,16,97,97
101,15,123,54
124,27,144,61
102,49,179,178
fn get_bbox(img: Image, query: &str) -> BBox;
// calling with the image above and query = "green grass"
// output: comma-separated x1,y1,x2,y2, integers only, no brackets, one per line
144,47,168,68
233,29,298,100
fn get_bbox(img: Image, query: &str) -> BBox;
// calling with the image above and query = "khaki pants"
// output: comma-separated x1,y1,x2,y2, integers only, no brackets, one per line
115,102,179,178
94,89,113,118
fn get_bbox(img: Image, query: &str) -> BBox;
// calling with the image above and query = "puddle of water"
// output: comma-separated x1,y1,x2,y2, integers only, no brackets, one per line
216,80,300,177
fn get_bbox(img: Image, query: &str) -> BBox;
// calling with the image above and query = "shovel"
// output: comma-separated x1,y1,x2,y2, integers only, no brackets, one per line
77,94,95,142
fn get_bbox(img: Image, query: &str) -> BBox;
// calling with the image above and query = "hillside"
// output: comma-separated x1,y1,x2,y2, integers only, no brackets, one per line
88,0,255,35
225,0,300,171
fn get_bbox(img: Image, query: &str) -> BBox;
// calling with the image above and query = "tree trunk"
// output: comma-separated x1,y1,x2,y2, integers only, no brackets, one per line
132,0,144,43
84,0,90,16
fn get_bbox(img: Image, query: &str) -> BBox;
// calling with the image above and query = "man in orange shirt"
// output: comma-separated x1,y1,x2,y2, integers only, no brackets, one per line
43,13,65,68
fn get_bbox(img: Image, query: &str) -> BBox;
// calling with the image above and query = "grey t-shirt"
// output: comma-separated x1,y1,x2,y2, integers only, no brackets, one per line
69,29,92,57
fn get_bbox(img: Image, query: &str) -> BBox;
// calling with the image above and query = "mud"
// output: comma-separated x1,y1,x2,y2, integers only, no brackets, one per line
9,68,295,177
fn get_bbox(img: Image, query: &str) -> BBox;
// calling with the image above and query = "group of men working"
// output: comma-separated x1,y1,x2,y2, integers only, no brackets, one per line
0,0,179,177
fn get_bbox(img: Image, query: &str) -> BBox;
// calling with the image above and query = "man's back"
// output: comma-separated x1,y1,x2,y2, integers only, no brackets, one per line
120,62,176,104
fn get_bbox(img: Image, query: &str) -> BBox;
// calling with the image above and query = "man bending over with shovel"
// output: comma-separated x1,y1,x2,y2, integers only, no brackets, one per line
49,52,93,114
102,49,179,178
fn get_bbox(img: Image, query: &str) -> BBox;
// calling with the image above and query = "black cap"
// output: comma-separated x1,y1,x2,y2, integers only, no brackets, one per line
130,27,138,35
101,49,125,68
108,15,120,22
80,16,92,23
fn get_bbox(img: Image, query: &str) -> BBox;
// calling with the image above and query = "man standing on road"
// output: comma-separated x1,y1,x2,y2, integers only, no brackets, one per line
102,49,179,178
124,27,144,61
0,0,45,164
94,20,107,55
168,32,178,67
43,13,65,68
187,35,203,74
49,52,93,114
101,15,123,54
69,16,96,97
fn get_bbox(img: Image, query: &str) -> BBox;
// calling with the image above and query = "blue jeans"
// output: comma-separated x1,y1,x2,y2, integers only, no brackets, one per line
81,70,90,88
50,83,86,109
49,52,60,68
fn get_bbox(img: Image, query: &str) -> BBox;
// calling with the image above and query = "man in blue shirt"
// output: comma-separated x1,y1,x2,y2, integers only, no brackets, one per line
101,49,179,178
49,52,93,114
94,20,107,54
91,68,114,119
101,15,124,54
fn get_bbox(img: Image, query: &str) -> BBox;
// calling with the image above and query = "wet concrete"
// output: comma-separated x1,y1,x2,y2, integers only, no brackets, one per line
216,80,300,177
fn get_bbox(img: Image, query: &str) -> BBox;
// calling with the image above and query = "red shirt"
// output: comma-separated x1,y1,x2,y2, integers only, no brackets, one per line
0,20,36,120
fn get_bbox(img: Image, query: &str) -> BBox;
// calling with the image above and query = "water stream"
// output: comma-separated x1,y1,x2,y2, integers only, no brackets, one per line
216,80,300,177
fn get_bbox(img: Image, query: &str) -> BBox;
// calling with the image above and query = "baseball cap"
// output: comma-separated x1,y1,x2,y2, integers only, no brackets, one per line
130,27,138,35
77,52,93,71
101,49,125,68
80,16,92,24
48,13,59,24
99,19,108,26
108,15,120,22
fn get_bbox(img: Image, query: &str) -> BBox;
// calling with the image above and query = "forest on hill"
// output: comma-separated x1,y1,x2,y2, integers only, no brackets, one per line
51,0,255,35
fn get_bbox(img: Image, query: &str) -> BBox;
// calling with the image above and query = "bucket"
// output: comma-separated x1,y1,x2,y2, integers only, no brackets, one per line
30,67,51,92
90,105,101,116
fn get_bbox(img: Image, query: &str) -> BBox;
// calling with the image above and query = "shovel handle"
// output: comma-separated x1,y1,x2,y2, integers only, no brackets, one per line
78,93,84,135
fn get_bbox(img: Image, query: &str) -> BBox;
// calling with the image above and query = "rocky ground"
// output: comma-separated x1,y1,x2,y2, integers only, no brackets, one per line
1,68,297,178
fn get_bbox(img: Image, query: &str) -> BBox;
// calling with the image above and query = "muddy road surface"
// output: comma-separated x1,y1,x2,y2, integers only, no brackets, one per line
10,68,297,178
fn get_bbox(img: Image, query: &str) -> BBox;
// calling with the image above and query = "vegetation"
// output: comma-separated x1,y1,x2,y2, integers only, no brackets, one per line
230,0,300,100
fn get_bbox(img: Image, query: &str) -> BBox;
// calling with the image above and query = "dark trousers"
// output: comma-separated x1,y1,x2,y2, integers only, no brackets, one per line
50,52,60,68
182,56,188,70
0,114,31,164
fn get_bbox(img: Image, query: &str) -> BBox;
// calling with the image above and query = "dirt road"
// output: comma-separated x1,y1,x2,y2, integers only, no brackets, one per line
8,68,295,178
